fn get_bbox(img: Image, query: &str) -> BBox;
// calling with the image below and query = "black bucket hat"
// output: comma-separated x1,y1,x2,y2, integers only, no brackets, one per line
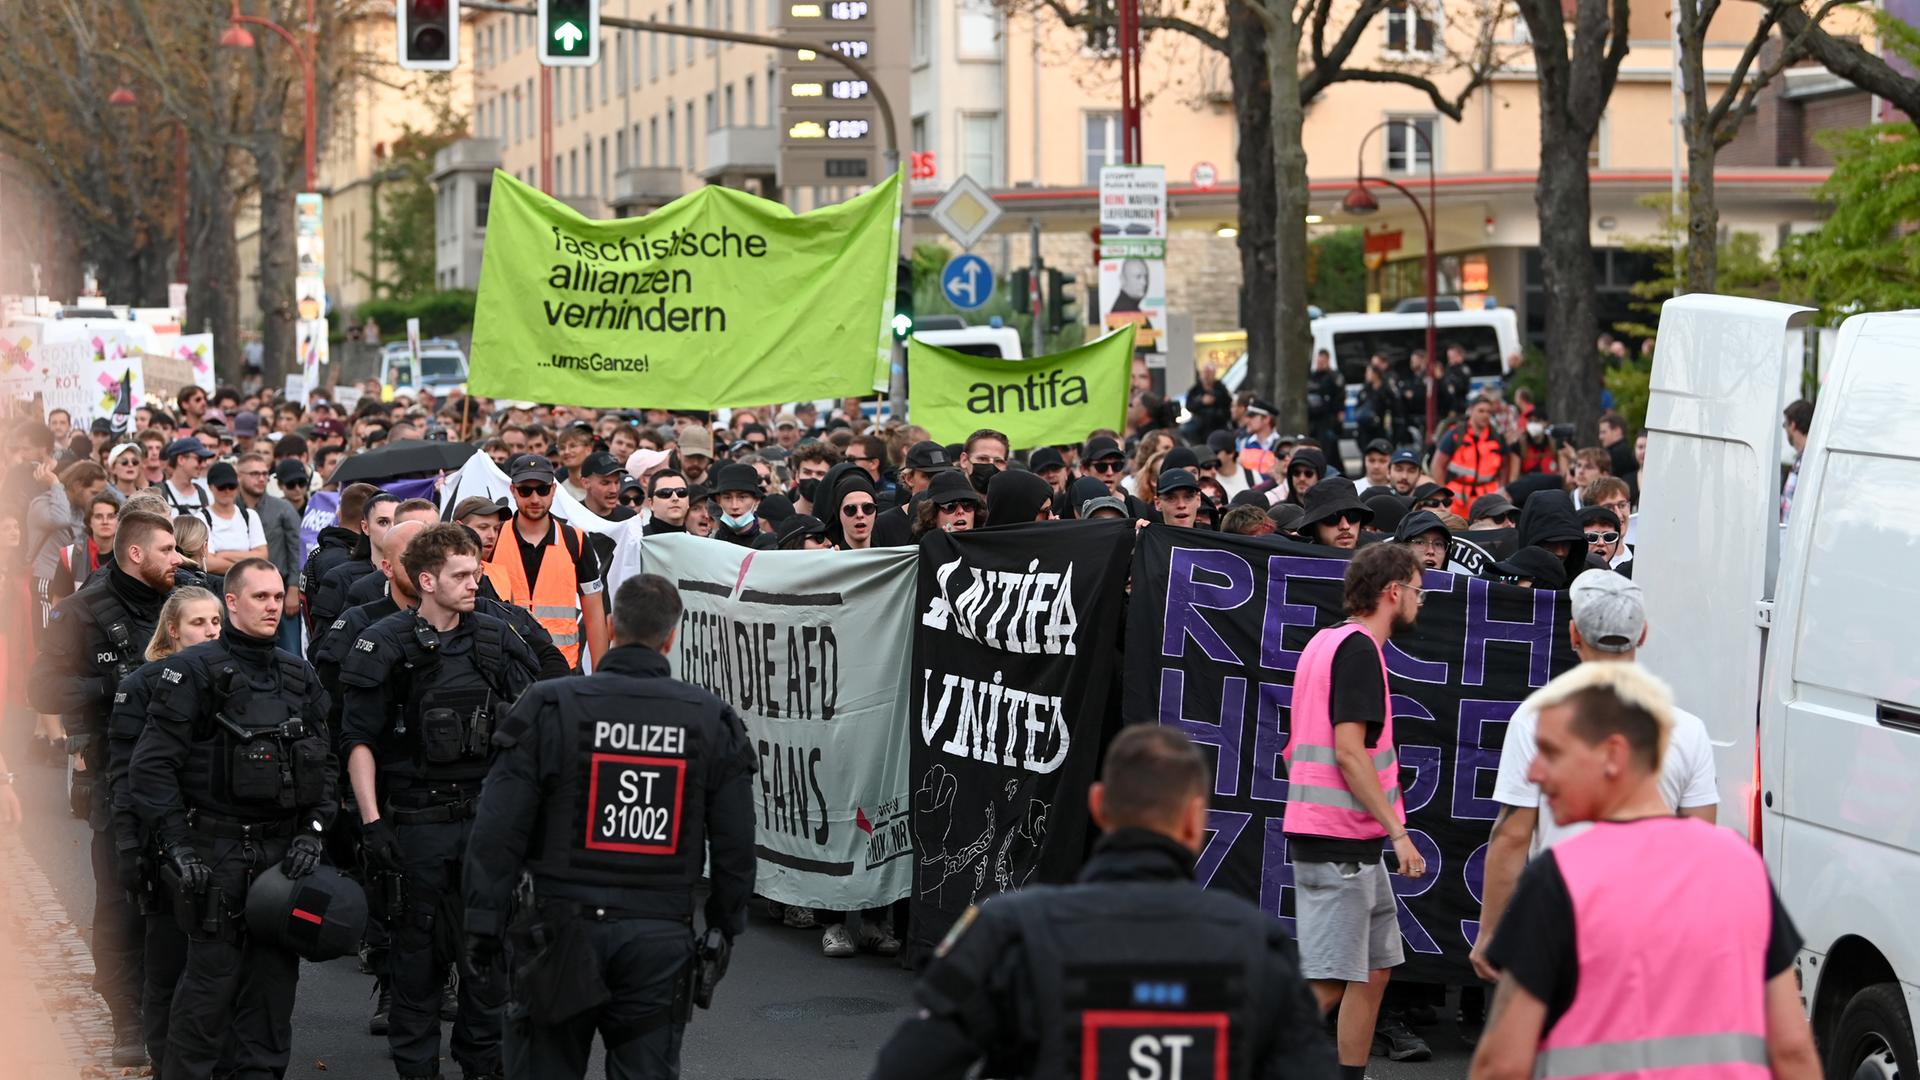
1296,477,1373,531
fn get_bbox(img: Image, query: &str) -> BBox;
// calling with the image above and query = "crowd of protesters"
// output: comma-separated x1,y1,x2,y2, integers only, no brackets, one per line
0,354,1819,1066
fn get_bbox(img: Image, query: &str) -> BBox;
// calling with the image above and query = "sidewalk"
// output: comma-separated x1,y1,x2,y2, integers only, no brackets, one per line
0,833,108,1079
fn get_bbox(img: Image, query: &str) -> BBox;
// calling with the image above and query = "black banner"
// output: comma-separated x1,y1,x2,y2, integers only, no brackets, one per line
1123,527,1577,983
909,520,1135,949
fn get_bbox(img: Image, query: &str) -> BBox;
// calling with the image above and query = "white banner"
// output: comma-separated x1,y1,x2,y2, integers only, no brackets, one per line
645,534,917,911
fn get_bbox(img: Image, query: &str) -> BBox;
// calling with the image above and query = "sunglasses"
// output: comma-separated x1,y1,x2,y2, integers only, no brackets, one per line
283,480,308,489
841,503,876,517
936,500,976,513
1419,498,1451,510
652,487,689,499
1328,511,1366,527
1584,530,1621,545
1289,468,1317,478
213,483,238,492
1482,512,1516,526
620,494,646,506
515,483,553,497
1089,459,1124,474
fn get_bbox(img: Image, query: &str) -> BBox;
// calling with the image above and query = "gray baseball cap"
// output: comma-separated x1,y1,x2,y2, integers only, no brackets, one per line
1570,570,1645,652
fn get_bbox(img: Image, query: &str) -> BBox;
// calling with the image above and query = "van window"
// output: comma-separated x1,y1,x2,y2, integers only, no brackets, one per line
1790,452,1920,708
419,353,465,379
1328,326,1503,382
937,342,1013,360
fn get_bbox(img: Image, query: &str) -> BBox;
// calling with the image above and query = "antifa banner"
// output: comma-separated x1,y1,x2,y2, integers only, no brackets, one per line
469,169,901,408
1124,527,1577,984
647,535,918,911
906,325,1135,450
909,521,1134,949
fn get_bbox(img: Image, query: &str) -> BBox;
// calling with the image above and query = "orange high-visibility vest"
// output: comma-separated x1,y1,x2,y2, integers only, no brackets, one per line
487,517,584,666
1443,425,1506,517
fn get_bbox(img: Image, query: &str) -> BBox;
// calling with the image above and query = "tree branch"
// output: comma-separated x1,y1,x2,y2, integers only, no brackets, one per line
1035,0,1230,54
1777,1,1920,118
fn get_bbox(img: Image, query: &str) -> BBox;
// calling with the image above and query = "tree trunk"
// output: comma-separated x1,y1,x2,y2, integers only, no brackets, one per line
1678,0,1717,294
1266,13,1313,435
254,140,299,393
1230,4,1277,396
1534,132,1604,443
187,141,242,385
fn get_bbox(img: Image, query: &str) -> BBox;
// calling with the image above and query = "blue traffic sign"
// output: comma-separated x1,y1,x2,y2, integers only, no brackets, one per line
940,253,994,311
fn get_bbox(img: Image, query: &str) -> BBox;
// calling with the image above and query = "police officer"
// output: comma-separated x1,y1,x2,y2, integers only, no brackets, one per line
463,573,756,1080
307,489,399,656
869,726,1336,1080
30,507,180,1068
341,498,443,610
340,524,540,1080
129,558,336,1080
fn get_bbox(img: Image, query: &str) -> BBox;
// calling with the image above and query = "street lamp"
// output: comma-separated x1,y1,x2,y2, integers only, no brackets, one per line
1344,120,1439,443
221,0,316,192
108,86,138,107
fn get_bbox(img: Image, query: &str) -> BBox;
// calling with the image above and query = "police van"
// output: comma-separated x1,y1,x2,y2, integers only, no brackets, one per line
1636,295,1920,1079
1220,307,1522,432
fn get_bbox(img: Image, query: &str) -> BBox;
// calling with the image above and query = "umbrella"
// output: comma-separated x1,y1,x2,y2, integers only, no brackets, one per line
326,439,475,486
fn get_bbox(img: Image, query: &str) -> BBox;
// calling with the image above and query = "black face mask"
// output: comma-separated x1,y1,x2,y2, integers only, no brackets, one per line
796,478,821,503
970,463,999,493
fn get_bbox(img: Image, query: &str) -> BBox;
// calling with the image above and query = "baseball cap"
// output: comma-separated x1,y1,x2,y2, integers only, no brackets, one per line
233,410,261,437
678,427,714,458
1578,505,1622,531
90,417,113,436
1157,467,1201,495
1364,438,1394,457
1390,449,1421,467
579,451,624,478
1029,447,1066,473
1570,570,1645,652
775,513,828,548
626,448,671,477
273,459,310,487
904,440,953,472
163,437,215,461
1083,435,1124,462
774,412,801,430
509,455,557,484
1162,447,1200,471
205,461,239,489
1206,430,1237,455
1079,494,1129,519
1470,493,1519,522
452,495,511,521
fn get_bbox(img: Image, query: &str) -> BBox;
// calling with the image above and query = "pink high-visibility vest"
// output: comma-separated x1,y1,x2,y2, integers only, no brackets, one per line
1537,817,1772,1080
1282,622,1403,840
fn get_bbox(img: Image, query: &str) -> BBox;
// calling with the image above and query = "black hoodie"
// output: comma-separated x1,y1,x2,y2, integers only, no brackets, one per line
818,462,876,549
986,469,1055,527
1284,446,1328,507
1515,491,1589,585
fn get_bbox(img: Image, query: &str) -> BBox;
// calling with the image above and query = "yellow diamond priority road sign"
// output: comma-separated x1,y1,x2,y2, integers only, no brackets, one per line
929,175,1002,250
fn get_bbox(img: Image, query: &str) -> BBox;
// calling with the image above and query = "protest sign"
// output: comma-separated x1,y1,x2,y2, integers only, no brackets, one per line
908,521,1134,951
648,535,918,910
1123,527,1577,983
906,326,1134,449
139,351,200,409
469,169,901,409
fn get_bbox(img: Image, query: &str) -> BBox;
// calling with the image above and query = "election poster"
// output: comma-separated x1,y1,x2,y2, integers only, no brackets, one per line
648,535,918,910
1123,527,1577,983
906,325,1134,450
908,521,1135,952
469,169,901,409
1098,164,1167,352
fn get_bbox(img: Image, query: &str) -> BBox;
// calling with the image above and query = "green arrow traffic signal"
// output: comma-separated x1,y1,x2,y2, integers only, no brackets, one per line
538,0,599,65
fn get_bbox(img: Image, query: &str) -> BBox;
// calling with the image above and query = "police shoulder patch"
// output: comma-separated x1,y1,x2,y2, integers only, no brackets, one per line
936,904,980,959
160,668,183,684
330,619,347,631
353,637,376,653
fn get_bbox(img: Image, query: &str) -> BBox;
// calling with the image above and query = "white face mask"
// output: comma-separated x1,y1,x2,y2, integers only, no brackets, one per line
1526,421,1545,439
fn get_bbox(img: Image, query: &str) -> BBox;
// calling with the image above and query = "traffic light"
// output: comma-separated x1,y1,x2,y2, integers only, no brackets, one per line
1045,269,1078,334
1008,268,1031,315
396,0,459,72
539,0,601,66
892,257,914,339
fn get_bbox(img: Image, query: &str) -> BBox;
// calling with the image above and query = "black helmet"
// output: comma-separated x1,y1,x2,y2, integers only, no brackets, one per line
245,863,368,961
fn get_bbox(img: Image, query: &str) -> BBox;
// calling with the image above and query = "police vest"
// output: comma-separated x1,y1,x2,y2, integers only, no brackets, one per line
1443,426,1506,516
182,644,328,819
1000,885,1264,1080
384,615,514,786
524,674,713,909
1281,622,1402,841
486,519,585,666
1536,818,1772,1080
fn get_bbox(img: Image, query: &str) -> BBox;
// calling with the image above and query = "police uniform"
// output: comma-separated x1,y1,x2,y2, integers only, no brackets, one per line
128,628,336,1080
108,660,191,1066
869,828,1337,1080
301,524,359,632
30,566,167,1060
463,644,756,1080
339,608,539,1080
307,543,377,659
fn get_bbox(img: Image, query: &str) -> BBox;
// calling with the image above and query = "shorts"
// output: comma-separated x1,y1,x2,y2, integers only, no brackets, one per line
1293,859,1404,983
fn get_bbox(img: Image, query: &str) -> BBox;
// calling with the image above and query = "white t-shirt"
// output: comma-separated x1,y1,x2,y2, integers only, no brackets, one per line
206,503,267,555
1493,694,1719,857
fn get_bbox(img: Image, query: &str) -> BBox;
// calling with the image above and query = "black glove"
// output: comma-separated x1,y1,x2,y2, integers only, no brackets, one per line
168,844,210,893
282,833,324,878
114,846,149,894
361,817,403,872
465,931,502,975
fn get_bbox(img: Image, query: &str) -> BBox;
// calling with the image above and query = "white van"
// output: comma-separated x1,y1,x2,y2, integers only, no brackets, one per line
1636,294,1920,1078
1222,308,1522,430
910,325,1023,361
381,340,470,395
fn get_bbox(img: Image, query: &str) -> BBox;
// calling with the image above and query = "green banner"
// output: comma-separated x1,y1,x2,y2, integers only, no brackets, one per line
469,169,900,408
907,325,1135,450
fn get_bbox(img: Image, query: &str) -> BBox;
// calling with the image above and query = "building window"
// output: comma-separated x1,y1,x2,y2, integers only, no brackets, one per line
601,39,611,102
746,75,756,124
617,130,628,170
706,0,717,51
687,102,696,169
745,0,754,31
705,92,716,132
961,112,999,186
725,84,736,127
569,149,579,194
913,0,931,63
668,5,677,72
1084,111,1121,184
725,0,734,30
958,0,1000,59
1384,115,1436,173
651,117,661,166
476,184,490,229
667,109,677,166
601,136,610,197
585,140,594,194
1384,2,1438,55
651,22,660,79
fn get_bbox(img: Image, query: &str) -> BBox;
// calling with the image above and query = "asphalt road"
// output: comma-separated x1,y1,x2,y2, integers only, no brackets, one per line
4,710,1475,1079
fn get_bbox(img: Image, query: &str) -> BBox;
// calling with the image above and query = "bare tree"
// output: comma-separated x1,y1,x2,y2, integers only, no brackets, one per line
1513,0,1629,443
1775,2,1920,118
